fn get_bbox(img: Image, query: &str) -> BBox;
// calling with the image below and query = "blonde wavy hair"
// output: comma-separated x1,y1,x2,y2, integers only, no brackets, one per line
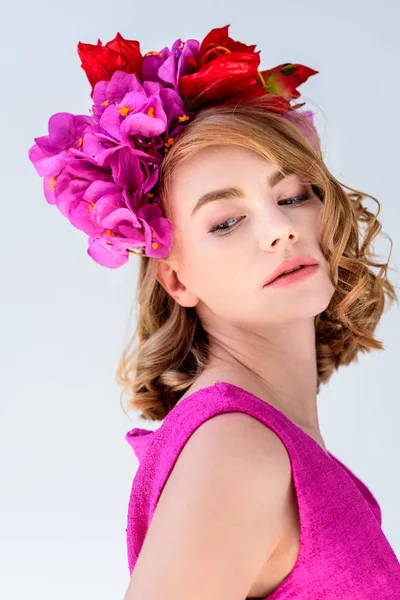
117,95,398,422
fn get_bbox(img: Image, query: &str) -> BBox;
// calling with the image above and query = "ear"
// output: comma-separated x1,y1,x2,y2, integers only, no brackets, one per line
156,258,199,308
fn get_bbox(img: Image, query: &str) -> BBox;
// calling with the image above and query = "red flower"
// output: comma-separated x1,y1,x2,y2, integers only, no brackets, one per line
179,24,263,109
179,24,318,113
198,23,259,63
77,32,143,96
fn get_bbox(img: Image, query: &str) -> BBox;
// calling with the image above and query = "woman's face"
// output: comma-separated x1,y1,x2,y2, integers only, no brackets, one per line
160,144,335,328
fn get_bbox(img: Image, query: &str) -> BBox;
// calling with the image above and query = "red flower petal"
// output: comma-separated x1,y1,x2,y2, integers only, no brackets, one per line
179,52,261,108
259,63,319,101
198,24,258,64
77,32,143,95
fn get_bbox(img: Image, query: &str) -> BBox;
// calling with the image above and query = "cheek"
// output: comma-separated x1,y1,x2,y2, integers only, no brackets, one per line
309,205,324,242
188,246,247,302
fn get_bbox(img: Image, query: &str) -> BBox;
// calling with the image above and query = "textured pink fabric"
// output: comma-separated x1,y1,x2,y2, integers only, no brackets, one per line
125,381,400,599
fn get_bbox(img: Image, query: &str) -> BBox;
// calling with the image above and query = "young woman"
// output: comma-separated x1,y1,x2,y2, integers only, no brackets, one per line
121,101,399,600
28,25,400,600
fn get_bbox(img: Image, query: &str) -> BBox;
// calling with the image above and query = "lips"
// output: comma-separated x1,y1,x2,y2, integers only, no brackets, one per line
265,264,319,288
263,255,319,287
274,265,305,281
275,265,304,279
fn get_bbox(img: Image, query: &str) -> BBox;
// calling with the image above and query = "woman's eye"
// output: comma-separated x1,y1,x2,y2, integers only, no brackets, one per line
209,195,311,236
209,216,245,235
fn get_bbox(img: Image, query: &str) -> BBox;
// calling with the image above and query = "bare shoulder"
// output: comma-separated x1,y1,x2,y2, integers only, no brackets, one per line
124,411,292,600
187,410,292,484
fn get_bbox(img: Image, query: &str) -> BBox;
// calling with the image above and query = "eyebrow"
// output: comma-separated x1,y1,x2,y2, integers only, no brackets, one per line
191,169,293,217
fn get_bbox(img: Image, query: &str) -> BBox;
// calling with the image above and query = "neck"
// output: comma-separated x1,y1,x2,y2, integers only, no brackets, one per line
205,318,321,432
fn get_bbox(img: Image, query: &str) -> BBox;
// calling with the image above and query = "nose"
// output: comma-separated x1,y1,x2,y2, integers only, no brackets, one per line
262,222,298,251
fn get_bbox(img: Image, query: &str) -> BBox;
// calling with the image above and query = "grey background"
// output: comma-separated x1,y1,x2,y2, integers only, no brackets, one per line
1,0,399,598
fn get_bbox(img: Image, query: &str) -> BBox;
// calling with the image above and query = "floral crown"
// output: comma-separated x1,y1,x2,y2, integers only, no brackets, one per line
28,24,319,268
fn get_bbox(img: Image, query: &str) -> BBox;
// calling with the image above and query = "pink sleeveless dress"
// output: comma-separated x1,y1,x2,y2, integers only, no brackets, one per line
124,381,400,599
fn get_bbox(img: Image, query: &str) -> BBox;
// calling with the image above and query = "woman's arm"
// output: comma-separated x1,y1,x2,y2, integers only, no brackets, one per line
124,412,292,600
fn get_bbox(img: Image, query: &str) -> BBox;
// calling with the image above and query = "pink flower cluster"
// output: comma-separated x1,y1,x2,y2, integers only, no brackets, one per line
28,40,198,268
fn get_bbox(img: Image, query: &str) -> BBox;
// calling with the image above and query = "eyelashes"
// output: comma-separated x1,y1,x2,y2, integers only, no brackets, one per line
209,195,312,236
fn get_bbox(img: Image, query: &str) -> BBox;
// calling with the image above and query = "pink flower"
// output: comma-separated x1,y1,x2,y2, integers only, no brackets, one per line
28,72,187,267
